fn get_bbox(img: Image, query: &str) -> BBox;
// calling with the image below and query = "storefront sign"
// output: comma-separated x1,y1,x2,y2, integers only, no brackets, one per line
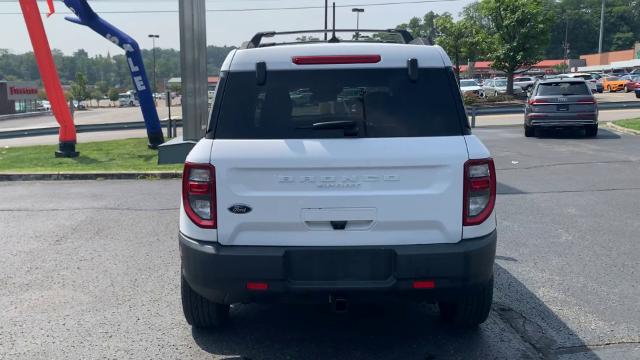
7,82,38,101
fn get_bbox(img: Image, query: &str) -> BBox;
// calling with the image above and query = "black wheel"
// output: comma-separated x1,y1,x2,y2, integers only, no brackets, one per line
524,124,535,137
181,274,230,328
439,279,493,328
585,125,598,137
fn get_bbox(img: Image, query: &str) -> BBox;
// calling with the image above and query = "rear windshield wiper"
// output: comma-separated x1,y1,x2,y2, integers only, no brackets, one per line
310,120,359,136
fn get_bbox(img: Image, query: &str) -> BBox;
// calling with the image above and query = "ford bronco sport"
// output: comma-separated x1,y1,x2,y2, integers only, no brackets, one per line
179,29,497,329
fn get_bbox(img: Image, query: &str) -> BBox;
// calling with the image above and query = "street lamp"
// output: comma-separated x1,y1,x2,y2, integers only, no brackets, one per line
148,34,159,95
352,8,364,40
598,0,605,53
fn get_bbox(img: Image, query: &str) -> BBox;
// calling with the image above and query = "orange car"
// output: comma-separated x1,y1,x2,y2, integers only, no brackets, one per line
601,76,627,92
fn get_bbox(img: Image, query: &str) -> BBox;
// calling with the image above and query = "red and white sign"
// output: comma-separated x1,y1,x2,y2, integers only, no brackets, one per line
7,82,38,101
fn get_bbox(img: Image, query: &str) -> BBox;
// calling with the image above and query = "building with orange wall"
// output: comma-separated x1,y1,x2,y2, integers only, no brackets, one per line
580,48,636,67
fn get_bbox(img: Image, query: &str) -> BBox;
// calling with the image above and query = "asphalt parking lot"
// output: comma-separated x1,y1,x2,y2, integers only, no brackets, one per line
1,126,639,359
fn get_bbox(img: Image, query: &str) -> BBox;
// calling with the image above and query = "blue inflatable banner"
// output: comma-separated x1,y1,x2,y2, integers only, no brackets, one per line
63,0,164,148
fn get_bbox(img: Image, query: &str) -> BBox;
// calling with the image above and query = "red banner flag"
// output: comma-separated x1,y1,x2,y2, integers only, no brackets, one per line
46,0,55,16
19,0,77,143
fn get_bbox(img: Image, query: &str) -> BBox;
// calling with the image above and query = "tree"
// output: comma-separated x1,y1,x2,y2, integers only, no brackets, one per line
434,14,467,82
544,0,640,58
96,81,109,97
90,89,103,107
397,11,441,44
70,72,89,101
108,88,120,106
296,35,321,42
480,0,553,94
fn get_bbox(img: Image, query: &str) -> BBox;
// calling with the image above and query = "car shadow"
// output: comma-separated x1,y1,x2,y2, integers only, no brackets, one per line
534,127,620,140
190,265,599,360
498,182,528,195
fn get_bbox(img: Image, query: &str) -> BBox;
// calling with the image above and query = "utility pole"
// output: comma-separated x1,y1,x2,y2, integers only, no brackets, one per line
179,0,208,141
148,34,159,94
563,16,569,73
324,0,328,40
352,8,364,40
598,0,605,53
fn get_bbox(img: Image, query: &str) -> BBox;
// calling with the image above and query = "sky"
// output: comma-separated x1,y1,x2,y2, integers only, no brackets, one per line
0,0,474,56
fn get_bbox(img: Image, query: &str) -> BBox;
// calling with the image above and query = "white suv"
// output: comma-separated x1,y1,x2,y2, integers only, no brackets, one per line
179,30,497,329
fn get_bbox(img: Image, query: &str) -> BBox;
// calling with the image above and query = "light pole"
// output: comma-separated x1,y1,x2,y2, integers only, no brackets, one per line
352,8,364,40
148,34,159,95
598,0,605,53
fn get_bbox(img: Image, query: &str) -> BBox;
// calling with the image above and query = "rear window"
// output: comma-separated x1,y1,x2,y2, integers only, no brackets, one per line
573,75,592,80
211,68,464,139
536,82,590,96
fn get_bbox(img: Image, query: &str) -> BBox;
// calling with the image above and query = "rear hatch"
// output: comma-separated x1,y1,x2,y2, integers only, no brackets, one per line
529,81,596,116
209,66,469,246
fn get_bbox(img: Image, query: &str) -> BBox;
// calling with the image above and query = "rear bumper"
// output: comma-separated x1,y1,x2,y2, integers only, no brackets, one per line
526,113,598,127
180,231,497,304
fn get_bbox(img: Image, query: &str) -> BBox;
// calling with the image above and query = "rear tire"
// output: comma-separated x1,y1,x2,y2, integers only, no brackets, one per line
439,279,493,328
524,124,535,137
181,274,230,328
585,125,598,137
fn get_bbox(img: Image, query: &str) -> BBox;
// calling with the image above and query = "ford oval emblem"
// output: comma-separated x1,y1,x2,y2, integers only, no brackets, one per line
228,204,252,214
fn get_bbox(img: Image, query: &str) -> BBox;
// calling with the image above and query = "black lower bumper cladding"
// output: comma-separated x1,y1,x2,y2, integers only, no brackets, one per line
180,230,497,304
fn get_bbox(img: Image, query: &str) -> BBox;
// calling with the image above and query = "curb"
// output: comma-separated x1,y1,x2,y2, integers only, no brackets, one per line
0,171,182,182
606,122,640,136
0,118,183,140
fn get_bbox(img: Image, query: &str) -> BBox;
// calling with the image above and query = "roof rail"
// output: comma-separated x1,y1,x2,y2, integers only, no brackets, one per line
241,29,415,49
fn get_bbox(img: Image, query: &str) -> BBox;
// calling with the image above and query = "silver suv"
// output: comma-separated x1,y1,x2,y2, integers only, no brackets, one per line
524,79,598,137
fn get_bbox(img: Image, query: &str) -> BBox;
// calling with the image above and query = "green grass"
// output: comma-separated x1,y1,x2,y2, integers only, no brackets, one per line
613,118,640,131
0,138,183,173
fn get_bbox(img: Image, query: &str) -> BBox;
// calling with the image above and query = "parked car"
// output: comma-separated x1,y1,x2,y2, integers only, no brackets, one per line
524,78,598,137
610,68,628,76
179,30,497,329
564,73,598,93
118,91,139,107
482,78,524,97
38,100,51,111
623,75,640,93
601,76,627,92
459,79,483,96
513,76,536,92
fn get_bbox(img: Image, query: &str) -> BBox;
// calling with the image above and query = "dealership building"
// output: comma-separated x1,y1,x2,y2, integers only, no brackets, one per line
577,42,640,72
0,81,40,115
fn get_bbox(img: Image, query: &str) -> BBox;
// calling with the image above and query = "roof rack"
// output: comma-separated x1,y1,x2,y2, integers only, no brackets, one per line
240,29,415,49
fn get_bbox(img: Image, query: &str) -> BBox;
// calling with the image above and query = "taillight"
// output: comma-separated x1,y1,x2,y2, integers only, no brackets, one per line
292,55,381,65
182,162,216,228
575,97,596,104
528,99,547,105
463,159,496,226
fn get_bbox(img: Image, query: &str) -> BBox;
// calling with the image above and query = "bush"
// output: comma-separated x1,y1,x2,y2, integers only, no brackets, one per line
463,92,480,105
